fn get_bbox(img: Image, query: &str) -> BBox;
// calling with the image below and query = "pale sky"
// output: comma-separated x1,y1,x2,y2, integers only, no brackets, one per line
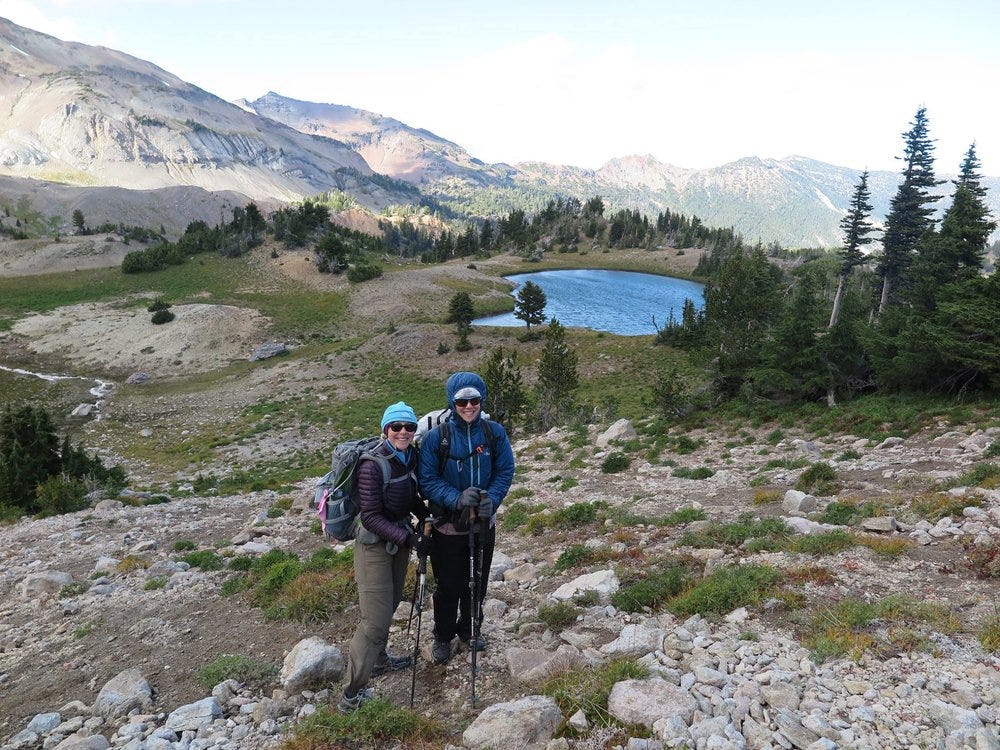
4,0,1000,175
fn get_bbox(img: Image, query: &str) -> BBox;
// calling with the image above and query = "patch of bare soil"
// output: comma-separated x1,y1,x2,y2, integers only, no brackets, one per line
9,301,269,378
0,237,133,276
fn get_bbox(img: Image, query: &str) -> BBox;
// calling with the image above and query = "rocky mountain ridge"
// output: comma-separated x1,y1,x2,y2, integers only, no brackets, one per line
0,18,407,211
3,16,1000,250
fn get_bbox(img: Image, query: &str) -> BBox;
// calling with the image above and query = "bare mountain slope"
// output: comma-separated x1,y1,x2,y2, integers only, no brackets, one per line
240,91,511,186
0,18,408,209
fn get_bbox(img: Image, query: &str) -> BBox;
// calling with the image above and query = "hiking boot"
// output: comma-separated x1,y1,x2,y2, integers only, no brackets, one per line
370,653,412,677
337,687,375,713
459,633,487,652
431,638,452,664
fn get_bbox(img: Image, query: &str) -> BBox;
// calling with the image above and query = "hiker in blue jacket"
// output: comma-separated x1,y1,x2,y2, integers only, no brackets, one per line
418,371,515,664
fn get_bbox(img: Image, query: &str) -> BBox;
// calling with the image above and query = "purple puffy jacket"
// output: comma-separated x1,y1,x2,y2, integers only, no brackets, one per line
356,440,426,547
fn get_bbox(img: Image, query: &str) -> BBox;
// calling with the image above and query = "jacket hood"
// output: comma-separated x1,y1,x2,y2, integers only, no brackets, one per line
445,371,488,410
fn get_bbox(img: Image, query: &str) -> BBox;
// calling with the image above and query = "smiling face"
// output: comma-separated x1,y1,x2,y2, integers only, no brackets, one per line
385,422,416,450
454,396,482,424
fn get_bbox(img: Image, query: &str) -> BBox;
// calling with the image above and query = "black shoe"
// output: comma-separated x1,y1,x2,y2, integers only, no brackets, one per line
431,639,452,664
370,653,412,677
459,634,487,652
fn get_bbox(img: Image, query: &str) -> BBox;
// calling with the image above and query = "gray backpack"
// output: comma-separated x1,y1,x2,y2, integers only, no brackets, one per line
313,437,389,541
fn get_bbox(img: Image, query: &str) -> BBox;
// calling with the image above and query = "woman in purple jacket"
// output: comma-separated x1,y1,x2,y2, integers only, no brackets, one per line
339,401,428,713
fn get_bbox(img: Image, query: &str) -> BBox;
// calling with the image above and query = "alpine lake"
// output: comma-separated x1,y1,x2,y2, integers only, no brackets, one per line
473,269,705,336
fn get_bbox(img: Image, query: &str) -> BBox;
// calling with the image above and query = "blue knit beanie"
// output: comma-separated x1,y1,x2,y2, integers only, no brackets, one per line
380,401,417,431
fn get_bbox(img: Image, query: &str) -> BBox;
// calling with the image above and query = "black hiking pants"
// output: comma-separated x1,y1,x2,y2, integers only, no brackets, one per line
430,523,495,644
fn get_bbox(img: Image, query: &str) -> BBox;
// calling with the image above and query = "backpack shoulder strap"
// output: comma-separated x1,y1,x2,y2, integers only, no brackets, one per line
359,451,393,490
436,422,451,477
481,418,497,457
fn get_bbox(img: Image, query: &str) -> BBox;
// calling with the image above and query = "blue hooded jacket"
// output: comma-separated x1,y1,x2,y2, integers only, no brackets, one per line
418,372,515,515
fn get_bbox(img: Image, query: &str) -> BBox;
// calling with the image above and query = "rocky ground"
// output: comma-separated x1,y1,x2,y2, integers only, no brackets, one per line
2,416,999,750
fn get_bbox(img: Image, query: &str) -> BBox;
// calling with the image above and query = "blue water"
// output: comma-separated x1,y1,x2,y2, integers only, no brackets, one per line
473,269,705,337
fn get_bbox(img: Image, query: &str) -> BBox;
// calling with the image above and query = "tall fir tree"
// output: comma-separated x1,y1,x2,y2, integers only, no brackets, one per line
830,171,876,328
702,246,782,396
535,318,578,428
876,107,943,316
482,345,527,430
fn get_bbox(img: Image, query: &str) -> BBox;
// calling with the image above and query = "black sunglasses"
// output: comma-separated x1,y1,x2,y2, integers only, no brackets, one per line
388,422,418,433
454,397,482,407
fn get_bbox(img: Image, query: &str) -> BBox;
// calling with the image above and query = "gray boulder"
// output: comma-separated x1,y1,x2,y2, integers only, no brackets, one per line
607,678,698,728
92,668,153,720
504,645,586,685
462,695,562,750
249,342,288,361
280,637,345,694
782,490,817,513
596,419,637,448
26,713,61,734
164,697,222,732
51,737,110,750
18,571,73,599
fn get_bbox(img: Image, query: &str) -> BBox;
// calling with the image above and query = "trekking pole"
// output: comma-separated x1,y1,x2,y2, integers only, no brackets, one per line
468,505,479,709
409,518,433,708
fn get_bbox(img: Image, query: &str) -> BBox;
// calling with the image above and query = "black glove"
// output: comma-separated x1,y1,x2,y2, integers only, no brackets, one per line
457,487,480,509
476,492,493,517
408,530,431,556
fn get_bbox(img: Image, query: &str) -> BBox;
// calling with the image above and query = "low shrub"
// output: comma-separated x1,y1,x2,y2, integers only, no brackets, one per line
150,309,175,325
541,659,649,729
911,492,982,522
146,299,171,312
788,530,855,556
953,463,1000,490
144,576,167,591
796,463,838,495
673,466,714,480
347,261,383,283
196,654,278,690
538,601,580,630
555,544,592,571
752,490,781,506
668,564,782,616
612,565,689,613
179,550,224,571
34,476,89,517
680,514,790,550
116,555,148,573
601,453,630,474
979,614,1000,652
964,538,1000,579
173,539,196,552
284,701,443,748
551,502,599,528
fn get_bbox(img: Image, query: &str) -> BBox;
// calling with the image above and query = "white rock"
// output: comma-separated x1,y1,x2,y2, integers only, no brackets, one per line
607,678,698,728
280,637,345,694
782,490,817,514
18,571,73,598
601,623,666,657
164,697,222,732
596,419,636,448
462,695,562,749
550,570,619,601
92,668,153,720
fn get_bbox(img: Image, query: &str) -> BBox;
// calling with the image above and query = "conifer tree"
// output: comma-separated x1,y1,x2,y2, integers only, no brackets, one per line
483,345,527,429
535,319,578,428
830,171,875,328
702,246,782,395
447,292,475,328
514,280,547,333
876,107,943,316
0,405,62,512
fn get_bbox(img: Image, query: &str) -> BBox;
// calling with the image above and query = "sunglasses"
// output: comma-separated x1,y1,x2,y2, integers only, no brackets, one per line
454,397,482,407
388,422,418,433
